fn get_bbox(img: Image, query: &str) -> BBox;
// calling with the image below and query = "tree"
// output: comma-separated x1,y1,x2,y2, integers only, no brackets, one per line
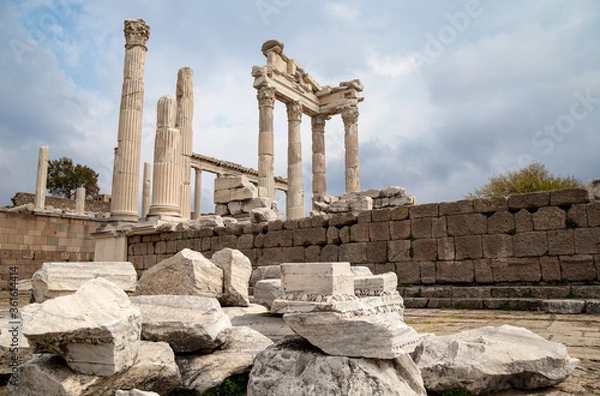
47,157,100,199
466,162,583,199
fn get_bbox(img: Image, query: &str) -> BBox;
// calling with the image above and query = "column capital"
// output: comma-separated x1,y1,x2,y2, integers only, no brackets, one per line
286,100,302,121
124,18,150,50
311,114,329,132
257,86,276,108
341,106,359,126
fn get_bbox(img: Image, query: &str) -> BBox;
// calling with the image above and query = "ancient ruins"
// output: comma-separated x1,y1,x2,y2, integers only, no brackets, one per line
2,17,600,395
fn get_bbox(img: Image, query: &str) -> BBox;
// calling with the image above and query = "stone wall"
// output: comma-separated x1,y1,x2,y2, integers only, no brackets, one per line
127,189,600,285
10,192,111,213
0,210,102,287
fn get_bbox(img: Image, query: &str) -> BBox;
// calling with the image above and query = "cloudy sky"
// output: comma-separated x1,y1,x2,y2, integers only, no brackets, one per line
1,0,599,214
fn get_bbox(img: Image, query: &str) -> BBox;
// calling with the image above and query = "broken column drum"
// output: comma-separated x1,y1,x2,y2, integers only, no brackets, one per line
110,18,150,222
148,96,181,217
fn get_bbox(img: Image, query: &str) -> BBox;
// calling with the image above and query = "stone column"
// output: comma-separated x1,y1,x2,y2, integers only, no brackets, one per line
148,96,181,217
342,106,361,193
176,67,194,219
110,18,150,222
311,115,328,202
35,145,49,210
141,162,151,218
75,187,85,215
286,100,303,220
257,86,276,200
193,167,202,219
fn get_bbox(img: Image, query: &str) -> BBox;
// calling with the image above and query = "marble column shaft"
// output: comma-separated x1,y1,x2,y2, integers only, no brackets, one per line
176,67,194,219
311,115,328,202
149,96,181,217
110,18,150,222
35,145,49,210
193,167,202,220
286,100,303,220
257,86,276,200
75,187,85,215
342,106,361,193
141,162,151,218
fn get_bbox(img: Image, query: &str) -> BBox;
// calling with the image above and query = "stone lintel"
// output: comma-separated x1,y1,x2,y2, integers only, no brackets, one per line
253,72,320,115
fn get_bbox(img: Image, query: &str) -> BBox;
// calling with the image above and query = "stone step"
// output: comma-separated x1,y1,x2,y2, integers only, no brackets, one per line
399,285,600,300
403,297,600,314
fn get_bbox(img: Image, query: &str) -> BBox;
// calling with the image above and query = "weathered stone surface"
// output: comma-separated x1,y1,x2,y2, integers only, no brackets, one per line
532,206,566,230
115,390,159,396
6,341,180,396
136,248,223,297
253,278,281,308
351,265,373,276
190,214,225,228
543,299,585,314
22,278,142,376
508,191,550,209
412,325,579,395
251,207,281,223
130,295,231,353
586,179,600,201
31,261,137,302
283,294,420,359
250,264,281,287
354,272,397,296
177,326,273,393
211,248,252,306
550,188,590,205
248,336,426,396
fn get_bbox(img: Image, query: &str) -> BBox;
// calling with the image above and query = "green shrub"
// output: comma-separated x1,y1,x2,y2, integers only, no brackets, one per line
201,373,249,396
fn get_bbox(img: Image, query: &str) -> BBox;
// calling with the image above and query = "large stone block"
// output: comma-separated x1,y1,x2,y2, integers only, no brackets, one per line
588,202,600,227
455,235,483,259
388,240,411,262
211,248,252,306
293,227,327,246
508,191,550,209
439,200,473,216
437,237,455,260
250,264,281,287
550,188,590,205
248,337,426,396
482,234,513,258
177,326,273,394
548,229,575,255
281,262,354,297
369,221,390,241
339,242,367,263
411,217,432,239
515,209,534,232
513,231,548,257
491,258,541,282
390,220,411,240
354,272,397,296
436,261,474,283
473,196,508,213
487,211,515,234
574,227,600,254
559,254,596,281
136,248,223,297
540,256,561,282
253,279,281,308
22,278,142,376
533,206,566,230
413,325,579,395
31,261,137,302
474,258,493,283
447,213,487,236
283,295,420,359
567,203,588,228
130,295,231,353
214,175,251,191
412,239,437,261
367,240,388,263
409,203,438,218
6,341,180,396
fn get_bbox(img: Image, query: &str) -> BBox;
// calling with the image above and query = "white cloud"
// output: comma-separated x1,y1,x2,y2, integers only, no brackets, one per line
324,2,360,24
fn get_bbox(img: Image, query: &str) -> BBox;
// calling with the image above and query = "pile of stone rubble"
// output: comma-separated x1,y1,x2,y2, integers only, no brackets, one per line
4,250,580,395
312,186,417,216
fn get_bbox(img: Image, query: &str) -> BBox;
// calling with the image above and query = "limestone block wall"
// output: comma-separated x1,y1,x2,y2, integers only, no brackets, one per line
0,210,101,286
10,192,111,213
127,189,600,285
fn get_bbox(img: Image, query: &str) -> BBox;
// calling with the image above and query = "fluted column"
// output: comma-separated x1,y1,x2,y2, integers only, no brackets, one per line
193,167,202,220
176,67,194,219
311,115,328,202
342,106,361,193
149,96,181,217
141,162,151,218
286,100,303,219
257,86,276,200
110,18,150,222
35,145,49,210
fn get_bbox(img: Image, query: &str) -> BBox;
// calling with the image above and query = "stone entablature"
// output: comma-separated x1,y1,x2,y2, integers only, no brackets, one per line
127,188,600,286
